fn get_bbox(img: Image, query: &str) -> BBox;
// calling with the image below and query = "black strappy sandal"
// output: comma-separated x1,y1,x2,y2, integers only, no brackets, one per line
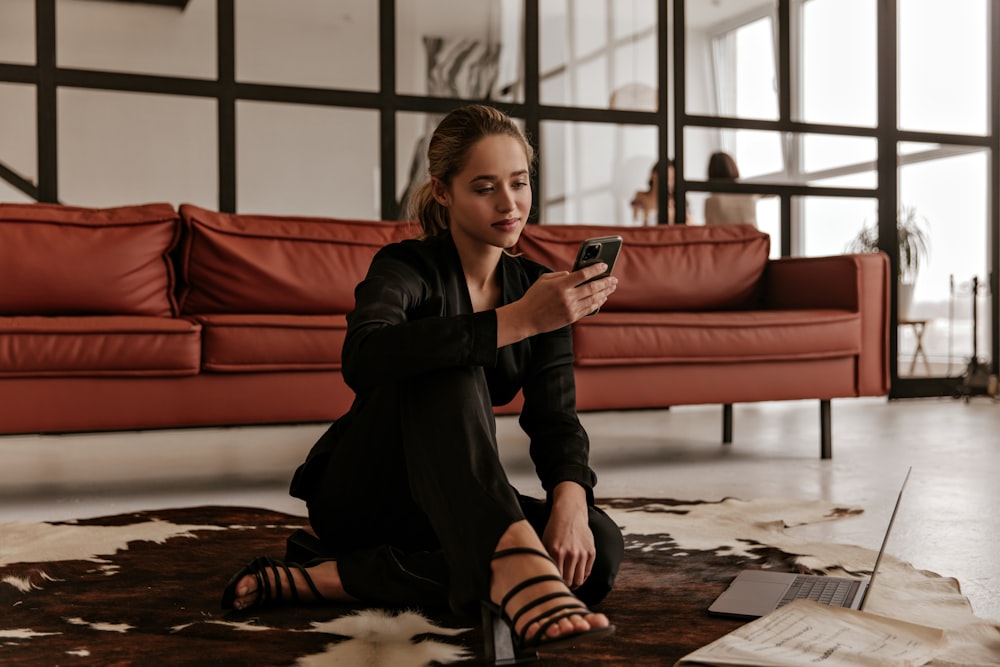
220,555,327,611
482,547,615,664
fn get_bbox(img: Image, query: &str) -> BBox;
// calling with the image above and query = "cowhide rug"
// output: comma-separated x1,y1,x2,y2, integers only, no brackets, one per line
1,500,997,667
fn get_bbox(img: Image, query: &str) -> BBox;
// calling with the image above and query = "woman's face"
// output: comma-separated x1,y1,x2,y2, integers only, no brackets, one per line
433,134,531,250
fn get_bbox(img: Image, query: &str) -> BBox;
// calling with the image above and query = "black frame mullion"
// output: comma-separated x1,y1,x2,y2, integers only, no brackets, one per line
216,0,235,212
877,0,901,392
35,0,57,203
523,0,540,224
672,0,686,226
378,0,397,220
656,0,669,225
991,0,1000,377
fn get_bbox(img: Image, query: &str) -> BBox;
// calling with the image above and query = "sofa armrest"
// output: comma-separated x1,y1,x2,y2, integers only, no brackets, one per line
763,252,890,396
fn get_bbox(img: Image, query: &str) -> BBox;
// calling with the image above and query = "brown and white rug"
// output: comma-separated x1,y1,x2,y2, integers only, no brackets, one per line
1,500,997,666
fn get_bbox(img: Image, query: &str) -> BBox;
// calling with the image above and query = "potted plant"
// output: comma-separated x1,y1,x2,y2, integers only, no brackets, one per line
846,206,930,320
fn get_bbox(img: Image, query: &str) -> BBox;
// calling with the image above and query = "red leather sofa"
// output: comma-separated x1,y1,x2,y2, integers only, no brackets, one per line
0,202,890,458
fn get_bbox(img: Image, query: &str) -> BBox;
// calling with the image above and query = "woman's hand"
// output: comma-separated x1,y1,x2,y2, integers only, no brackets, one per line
496,263,618,347
542,482,595,589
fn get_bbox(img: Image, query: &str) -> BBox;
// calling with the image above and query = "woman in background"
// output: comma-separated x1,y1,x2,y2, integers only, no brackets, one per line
703,151,759,227
221,104,622,658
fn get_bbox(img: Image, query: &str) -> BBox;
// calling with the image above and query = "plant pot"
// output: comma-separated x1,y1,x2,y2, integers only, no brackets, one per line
898,282,915,321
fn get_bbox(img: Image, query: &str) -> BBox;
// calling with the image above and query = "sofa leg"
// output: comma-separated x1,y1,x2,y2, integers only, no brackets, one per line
722,404,733,444
820,399,832,459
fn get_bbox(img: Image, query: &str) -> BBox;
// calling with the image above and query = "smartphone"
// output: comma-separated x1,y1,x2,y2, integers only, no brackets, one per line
572,235,623,315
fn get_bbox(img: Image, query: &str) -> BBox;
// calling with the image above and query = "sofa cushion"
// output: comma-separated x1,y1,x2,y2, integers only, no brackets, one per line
179,205,418,315
0,316,201,377
0,202,180,317
191,313,345,372
516,224,770,311
571,309,861,365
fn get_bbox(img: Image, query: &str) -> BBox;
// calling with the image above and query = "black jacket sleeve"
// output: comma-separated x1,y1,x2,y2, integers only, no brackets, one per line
341,238,498,395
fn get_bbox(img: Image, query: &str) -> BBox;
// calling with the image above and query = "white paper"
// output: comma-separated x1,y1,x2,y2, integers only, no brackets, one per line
675,600,947,667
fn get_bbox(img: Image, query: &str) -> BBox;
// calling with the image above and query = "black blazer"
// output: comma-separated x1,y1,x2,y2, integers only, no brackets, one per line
291,231,596,504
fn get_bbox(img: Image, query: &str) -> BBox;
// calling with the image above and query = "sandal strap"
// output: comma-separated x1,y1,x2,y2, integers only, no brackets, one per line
492,547,556,564
521,604,591,646
275,559,297,604
509,590,575,628
500,574,563,615
291,562,327,602
250,556,300,606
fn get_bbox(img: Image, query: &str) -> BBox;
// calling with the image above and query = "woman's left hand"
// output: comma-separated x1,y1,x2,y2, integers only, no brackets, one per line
542,483,595,589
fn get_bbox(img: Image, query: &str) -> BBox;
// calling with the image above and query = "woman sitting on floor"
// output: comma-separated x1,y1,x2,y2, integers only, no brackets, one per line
221,104,623,657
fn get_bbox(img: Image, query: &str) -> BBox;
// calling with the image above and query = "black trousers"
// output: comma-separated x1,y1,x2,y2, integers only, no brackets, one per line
301,366,624,617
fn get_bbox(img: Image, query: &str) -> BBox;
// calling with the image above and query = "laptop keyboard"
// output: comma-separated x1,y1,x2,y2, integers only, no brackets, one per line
777,576,859,608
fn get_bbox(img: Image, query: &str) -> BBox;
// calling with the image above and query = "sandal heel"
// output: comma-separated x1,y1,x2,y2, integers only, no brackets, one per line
482,603,539,665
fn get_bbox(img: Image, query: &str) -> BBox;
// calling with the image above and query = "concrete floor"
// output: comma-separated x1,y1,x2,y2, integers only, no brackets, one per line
1,396,997,622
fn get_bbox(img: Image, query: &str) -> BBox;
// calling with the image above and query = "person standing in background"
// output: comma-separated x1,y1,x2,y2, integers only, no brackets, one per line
703,151,759,227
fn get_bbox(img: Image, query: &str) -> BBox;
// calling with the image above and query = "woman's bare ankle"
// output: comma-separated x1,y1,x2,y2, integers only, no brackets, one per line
306,560,356,601
495,520,541,552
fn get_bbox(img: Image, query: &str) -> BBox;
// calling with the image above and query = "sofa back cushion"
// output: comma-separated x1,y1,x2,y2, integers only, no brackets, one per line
515,223,771,311
179,205,418,314
0,202,180,317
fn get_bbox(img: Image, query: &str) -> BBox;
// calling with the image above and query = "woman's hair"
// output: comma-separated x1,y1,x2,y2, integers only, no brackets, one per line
407,104,534,238
707,151,740,180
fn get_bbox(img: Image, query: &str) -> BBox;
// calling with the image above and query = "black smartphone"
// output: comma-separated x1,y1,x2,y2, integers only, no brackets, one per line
572,235,623,315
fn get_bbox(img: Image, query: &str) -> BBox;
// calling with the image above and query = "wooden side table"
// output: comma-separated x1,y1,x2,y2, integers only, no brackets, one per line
899,319,931,375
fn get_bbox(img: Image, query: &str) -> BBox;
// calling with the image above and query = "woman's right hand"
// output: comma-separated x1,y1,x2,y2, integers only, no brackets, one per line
496,263,618,347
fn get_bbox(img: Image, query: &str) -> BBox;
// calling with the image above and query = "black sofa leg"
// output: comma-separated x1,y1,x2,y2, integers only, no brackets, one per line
820,399,832,459
722,404,733,444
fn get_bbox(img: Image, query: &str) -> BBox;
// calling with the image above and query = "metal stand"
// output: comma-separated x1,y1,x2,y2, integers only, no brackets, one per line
953,276,992,401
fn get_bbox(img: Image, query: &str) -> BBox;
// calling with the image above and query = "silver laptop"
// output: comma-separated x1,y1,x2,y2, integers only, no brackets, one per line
708,467,911,618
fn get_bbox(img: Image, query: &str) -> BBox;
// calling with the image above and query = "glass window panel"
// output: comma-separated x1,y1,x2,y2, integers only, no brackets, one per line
801,134,878,189
573,1,608,58
55,0,216,79
396,0,522,103
798,0,876,127
612,0,656,41
58,89,217,208
540,72,569,109
797,195,877,259
540,0,569,72
682,127,783,183
0,83,37,184
898,145,989,376
610,34,658,111
899,0,987,135
573,58,610,108
541,0,658,110
685,128,878,189
0,0,35,64
685,0,778,120
236,0,377,90
237,102,379,219
756,195,780,259
541,121,658,226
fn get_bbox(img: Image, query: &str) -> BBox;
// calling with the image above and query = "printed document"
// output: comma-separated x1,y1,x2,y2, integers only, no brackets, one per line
675,599,947,667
